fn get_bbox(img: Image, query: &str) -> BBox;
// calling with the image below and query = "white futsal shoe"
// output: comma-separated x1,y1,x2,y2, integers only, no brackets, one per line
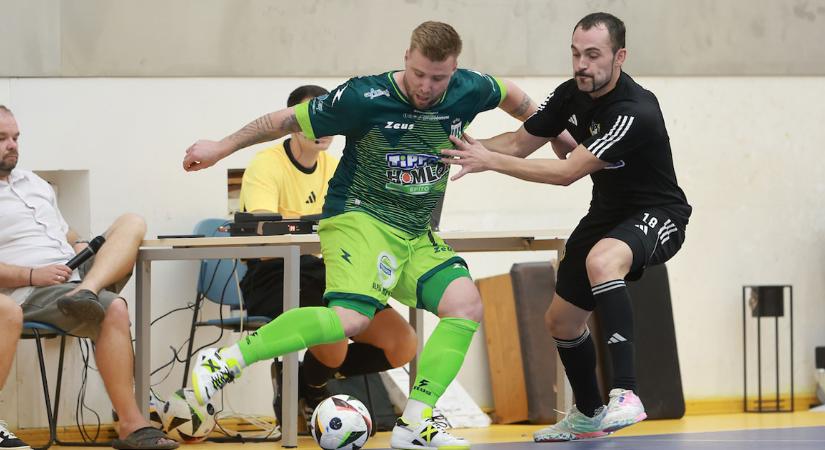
190,347,242,405
601,388,647,433
390,408,470,450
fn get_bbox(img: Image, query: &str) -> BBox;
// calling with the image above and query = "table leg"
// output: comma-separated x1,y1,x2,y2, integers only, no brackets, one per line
135,258,151,417
281,245,300,447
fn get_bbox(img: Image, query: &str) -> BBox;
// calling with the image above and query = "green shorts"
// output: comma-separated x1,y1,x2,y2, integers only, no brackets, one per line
319,211,471,319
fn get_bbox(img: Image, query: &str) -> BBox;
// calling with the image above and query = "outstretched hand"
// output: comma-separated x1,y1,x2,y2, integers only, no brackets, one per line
441,133,496,181
182,140,228,172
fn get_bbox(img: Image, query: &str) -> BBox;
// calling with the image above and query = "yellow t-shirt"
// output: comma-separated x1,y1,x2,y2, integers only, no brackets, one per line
239,139,338,218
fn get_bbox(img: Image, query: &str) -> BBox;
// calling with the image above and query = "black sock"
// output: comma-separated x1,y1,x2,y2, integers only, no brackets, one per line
592,279,636,391
337,342,393,378
555,329,603,417
302,350,338,391
302,342,394,388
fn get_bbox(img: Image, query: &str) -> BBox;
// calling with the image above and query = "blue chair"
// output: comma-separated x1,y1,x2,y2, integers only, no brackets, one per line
180,218,273,387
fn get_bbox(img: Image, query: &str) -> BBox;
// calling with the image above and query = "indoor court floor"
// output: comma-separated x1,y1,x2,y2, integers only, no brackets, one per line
29,410,825,450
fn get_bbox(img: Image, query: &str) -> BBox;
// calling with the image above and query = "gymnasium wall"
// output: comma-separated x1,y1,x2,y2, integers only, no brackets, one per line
1,0,824,429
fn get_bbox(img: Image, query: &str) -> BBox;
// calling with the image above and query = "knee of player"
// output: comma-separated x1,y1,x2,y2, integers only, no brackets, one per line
387,326,418,366
544,308,581,339
440,294,483,323
585,250,619,282
337,308,372,337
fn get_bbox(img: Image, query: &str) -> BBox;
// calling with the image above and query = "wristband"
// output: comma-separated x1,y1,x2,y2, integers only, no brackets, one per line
29,267,34,286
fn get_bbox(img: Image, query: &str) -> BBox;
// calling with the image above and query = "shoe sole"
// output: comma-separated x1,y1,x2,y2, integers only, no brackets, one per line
601,412,648,434
534,430,609,442
57,298,105,324
390,444,469,450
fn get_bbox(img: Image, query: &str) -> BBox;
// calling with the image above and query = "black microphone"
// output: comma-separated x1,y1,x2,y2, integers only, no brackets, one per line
66,235,106,270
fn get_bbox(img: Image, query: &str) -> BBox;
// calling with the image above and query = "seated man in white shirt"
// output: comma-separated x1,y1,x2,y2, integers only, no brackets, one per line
0,106,177,450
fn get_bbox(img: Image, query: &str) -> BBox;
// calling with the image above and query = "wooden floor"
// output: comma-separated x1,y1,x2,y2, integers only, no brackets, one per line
29,410,825,449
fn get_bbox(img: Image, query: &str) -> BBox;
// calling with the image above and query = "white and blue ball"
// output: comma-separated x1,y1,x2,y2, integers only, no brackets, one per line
309,395,372,450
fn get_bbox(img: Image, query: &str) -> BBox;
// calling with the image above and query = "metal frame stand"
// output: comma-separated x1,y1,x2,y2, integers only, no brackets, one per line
743,285,794,412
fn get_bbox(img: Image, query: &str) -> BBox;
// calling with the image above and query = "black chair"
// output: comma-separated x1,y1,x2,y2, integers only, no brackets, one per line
20,322,111,449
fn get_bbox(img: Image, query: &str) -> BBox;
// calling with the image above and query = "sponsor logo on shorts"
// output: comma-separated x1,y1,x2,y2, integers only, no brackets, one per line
340,248,353,264
376,252,398,289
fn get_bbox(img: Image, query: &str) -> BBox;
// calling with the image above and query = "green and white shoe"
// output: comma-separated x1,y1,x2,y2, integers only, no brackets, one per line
533,405,608,442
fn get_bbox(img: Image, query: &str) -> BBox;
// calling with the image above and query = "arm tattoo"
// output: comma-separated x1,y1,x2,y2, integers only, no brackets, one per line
513,93,535,119
280,113,300,133
227,112,284,151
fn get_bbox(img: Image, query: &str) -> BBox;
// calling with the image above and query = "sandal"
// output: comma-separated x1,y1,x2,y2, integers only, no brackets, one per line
112,426,179,449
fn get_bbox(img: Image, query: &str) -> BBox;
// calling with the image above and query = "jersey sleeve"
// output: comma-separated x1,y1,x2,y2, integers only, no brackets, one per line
581,105,651,162
294,80,363,140
240,152,281,213
523,82,569,138
466,70,507,112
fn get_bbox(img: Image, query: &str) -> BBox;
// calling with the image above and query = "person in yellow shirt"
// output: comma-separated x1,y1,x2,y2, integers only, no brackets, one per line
238,85,417,427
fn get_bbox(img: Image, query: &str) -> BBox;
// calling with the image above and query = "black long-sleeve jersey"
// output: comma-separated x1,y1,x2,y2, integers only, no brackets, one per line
524,72,691,224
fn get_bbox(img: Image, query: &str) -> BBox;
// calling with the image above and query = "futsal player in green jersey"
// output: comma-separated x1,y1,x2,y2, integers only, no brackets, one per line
183,21,537,449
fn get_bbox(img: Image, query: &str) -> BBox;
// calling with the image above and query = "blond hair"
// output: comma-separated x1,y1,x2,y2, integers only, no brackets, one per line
409,21,462,61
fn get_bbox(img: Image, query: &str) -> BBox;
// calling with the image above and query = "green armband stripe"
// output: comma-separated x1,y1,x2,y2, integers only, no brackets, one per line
494,76,508,106
294,102,316,140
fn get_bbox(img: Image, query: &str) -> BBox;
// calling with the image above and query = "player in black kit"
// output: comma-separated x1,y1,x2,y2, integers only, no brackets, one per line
442,12,691,442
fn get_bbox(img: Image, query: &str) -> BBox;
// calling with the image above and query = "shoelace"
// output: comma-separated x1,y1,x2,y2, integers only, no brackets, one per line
210,369,236,390
428,412,452,430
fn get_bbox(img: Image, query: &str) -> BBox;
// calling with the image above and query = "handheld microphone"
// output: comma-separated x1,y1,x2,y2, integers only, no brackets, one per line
66,235,106,270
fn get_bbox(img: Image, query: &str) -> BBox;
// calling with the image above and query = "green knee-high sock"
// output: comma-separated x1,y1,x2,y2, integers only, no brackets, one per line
410,317,479,406
237,307,346,365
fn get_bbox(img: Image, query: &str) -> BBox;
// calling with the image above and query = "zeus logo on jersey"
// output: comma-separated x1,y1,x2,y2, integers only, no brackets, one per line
385,153,448,195
385,121,415,130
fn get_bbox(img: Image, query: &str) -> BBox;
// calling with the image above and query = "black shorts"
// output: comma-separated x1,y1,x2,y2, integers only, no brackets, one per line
556,207,687,311
240,255,328,318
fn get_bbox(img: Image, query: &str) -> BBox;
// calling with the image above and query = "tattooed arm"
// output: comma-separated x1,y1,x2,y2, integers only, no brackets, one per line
183,107,301,172
497,79,537,122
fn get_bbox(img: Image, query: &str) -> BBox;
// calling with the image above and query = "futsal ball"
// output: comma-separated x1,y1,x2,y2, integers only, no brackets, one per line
113,389,163,433
161,388,216,444
310,395,373,450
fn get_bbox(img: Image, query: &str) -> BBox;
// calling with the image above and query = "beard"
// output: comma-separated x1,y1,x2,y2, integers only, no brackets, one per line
0,156,16,174
402,75,438,110
575,54,617,94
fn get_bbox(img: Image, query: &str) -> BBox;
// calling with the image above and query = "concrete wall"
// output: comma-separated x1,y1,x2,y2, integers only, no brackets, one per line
2,0,825,77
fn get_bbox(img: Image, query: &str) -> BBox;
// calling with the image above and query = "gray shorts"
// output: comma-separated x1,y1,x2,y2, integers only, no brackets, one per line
21,257,129,339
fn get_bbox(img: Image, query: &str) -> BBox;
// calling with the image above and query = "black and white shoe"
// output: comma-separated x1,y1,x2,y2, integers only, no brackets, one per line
0,421,31,450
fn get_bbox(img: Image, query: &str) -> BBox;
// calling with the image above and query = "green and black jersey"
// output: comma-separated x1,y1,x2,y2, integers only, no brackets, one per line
294,69,506,235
